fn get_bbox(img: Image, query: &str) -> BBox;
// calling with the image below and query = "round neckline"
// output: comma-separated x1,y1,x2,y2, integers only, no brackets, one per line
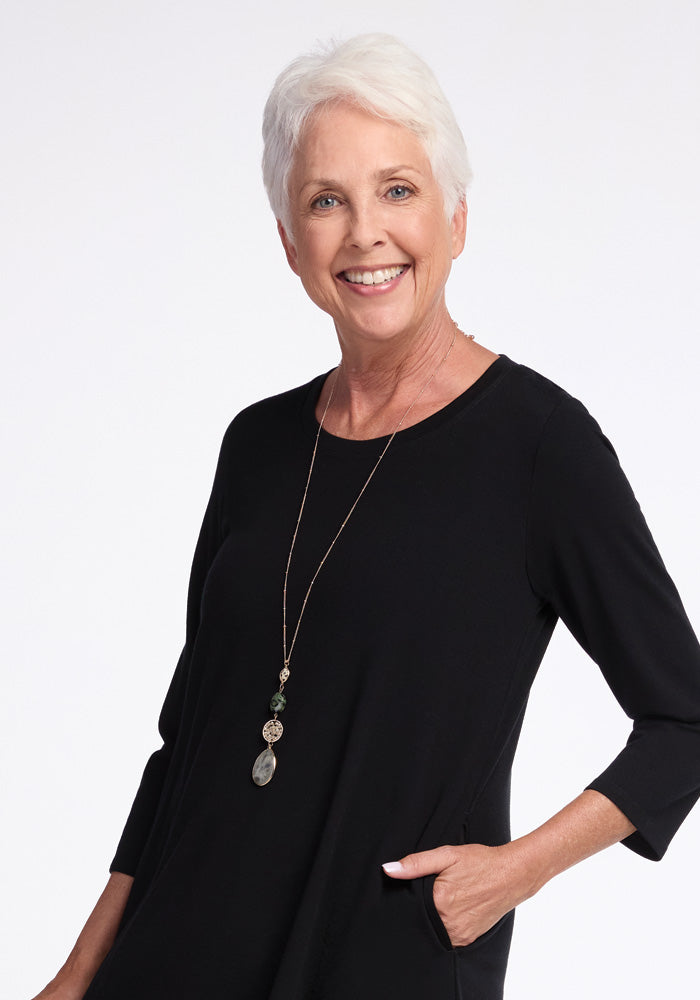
302,354,513,451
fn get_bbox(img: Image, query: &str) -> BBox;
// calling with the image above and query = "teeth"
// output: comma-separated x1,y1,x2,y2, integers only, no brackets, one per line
344,265,405,285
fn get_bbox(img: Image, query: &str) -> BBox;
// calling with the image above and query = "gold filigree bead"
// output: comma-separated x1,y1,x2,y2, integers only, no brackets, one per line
262,719,284,743
280,666,290,683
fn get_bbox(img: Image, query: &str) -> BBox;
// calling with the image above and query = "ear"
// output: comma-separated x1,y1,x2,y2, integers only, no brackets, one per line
450,198,467,259
277,220,300,276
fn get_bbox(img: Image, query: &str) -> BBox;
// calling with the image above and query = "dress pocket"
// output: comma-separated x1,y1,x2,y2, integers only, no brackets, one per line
421,869,455,950
422,873,513,954
419,816,514,954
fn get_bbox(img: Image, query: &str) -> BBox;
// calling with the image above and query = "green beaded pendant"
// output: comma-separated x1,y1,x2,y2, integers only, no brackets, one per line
270,691,287,713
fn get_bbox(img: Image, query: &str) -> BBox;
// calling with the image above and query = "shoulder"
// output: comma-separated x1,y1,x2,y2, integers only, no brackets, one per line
505,359,642,538
498,355,617,463
499,355,586,424
214,371,327,463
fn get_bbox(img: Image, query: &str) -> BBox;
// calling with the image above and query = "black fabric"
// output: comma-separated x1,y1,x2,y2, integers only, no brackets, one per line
84,355,700,1000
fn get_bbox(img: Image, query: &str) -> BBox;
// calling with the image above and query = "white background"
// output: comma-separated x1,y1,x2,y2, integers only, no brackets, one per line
2,1,699,996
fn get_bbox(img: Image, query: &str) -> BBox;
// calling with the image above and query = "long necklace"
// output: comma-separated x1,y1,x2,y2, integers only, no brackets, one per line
251,325,471,785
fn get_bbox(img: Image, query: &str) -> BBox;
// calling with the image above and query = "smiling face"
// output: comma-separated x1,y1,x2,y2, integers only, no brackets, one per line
278,101,466,350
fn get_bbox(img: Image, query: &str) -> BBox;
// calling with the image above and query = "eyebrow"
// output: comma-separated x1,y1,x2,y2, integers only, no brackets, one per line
297,165,423,195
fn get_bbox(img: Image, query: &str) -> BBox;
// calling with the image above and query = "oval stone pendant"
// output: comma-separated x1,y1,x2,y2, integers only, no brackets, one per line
252,747,276,786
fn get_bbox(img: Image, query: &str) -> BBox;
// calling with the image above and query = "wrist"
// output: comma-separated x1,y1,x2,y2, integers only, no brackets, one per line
60,948,105,986
501,833,557,901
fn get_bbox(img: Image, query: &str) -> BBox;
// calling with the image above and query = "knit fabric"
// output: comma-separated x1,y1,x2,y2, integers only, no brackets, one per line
84,355,700,1000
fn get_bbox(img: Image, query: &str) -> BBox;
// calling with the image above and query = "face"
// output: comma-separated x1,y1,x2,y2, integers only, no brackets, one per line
278,102,466,348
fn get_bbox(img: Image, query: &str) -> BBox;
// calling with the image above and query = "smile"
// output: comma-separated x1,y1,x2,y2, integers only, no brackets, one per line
340,265,407,286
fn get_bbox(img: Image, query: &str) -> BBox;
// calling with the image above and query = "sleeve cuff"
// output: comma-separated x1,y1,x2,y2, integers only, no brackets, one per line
585,776,665,862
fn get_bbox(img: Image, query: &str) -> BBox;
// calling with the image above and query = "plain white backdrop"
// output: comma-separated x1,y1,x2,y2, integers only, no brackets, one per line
2,1,699,996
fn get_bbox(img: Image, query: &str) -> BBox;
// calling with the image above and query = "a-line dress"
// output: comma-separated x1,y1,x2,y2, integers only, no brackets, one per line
82,354,700,1000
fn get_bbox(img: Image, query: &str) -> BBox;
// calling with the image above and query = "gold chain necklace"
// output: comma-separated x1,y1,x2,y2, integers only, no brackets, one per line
252,325,471,785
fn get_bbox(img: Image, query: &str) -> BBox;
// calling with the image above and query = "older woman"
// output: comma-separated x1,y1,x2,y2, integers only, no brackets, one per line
34,34,700,1000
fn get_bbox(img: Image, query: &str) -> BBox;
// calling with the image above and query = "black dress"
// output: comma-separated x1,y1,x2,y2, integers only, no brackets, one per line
83,355,700,1000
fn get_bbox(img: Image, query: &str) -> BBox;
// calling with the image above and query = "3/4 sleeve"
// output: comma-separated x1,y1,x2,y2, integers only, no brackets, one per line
108,423,233,876
526,394,700,861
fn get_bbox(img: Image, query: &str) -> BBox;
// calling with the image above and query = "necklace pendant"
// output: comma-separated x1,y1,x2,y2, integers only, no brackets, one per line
252,746,276,786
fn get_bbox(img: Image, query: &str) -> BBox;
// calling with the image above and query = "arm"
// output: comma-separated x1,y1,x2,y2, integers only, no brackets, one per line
526,395,700,861
383,788,635,947
509,788,635,890
30,872,133,1000
388,393,700,944
110,420,234,876
34,423,236,996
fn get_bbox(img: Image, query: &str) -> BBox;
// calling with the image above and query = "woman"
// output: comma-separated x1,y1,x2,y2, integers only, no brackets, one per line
34,33,700,1000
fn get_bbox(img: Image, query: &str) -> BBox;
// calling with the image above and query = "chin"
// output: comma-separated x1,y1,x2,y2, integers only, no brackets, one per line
339,310,418,344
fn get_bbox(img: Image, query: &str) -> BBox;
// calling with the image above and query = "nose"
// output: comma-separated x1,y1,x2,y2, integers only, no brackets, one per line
344,202,386,253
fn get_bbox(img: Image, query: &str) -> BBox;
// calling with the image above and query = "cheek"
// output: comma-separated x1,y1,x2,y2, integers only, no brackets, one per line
298,227,338,277
405,215,453,266
413,240,453,286
294,239,342,310
408,221,454,300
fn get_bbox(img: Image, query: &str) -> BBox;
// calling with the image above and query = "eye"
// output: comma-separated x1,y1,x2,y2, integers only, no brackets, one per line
387,184,413,200
312,194,339,210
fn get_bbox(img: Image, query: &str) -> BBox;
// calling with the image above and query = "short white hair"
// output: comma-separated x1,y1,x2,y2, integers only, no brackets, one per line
262,34,472,233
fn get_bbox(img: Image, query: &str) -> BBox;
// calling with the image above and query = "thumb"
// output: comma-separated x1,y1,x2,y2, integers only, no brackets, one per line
382,845,457,880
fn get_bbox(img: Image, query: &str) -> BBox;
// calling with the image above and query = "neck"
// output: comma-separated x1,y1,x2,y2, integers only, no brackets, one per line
329,312,459,437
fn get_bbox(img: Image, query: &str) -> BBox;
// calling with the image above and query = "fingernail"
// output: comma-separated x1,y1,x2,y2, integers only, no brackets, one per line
382,861,404,874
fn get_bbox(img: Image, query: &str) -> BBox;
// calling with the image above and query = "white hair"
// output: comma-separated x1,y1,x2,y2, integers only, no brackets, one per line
262,34,472,233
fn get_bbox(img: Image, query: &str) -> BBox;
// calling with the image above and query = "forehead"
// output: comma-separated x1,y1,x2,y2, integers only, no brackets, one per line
293,102,431,184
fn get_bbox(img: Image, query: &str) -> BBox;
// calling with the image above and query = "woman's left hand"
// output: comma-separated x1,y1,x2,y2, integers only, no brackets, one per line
383,793,636,947
382,842,541,947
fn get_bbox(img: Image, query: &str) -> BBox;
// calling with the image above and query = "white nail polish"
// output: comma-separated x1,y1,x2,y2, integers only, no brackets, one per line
382,861,404,874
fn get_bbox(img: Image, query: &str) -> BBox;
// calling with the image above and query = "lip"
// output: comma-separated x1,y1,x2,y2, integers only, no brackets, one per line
336,264,411,296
